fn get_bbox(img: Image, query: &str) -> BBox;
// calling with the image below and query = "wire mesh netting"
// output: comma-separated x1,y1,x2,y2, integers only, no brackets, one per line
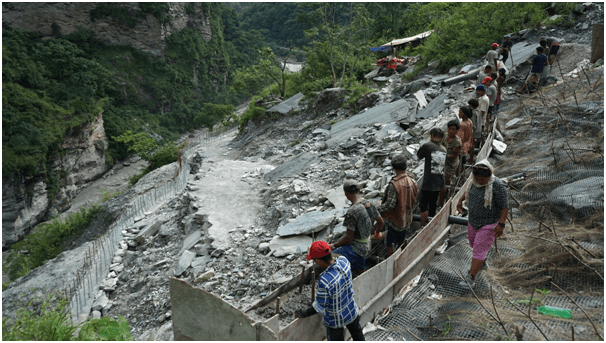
65,126,237,322
366,222,604,341
366,69,604,340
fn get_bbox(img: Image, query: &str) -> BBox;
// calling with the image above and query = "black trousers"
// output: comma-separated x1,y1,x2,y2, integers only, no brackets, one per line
327,316,365,341
419,190,440,216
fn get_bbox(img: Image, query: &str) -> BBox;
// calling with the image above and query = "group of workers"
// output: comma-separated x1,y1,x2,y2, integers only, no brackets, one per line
292,34,541,341
517,37,560,94
296,132,509,340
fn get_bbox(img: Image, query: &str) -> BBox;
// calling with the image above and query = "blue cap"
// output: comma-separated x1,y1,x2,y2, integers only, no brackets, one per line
476,84,486,91
505,35,511,38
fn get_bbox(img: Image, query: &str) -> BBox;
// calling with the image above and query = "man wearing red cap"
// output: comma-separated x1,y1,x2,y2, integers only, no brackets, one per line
294,241,365,341
486,43,499,70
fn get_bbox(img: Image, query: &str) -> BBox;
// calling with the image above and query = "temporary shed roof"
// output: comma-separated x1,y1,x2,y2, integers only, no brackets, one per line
380,30,435,47
369,30,435,51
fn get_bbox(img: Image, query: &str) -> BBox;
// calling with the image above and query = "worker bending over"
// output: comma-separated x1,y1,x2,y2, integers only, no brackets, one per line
330,180,382,276
295,241,365,341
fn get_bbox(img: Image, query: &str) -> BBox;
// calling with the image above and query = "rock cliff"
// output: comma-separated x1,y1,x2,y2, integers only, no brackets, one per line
1,2,212,57
2,113,109,249
1,2,214,248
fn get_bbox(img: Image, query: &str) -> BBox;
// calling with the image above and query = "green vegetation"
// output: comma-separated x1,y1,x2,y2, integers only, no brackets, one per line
238,103,267,131
443,315,452,336
114,132,182,171
100,188,121,202
4,205,103,280
241,3,310,52
2,294,133,341
399,3,556,69
344,80,374,111
2,295,78,341
195,103,236,130
3,1,577,187
78,315,133,340
113,131,184,183
3,3,265,186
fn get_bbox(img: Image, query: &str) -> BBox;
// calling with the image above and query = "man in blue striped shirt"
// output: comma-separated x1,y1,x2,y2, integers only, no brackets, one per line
295,241,365,341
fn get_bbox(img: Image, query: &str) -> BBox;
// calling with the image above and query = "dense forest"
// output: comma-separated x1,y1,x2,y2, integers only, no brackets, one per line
2,2,577,184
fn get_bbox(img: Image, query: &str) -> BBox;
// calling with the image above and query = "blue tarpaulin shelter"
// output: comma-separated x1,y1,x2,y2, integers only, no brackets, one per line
369,46,392,52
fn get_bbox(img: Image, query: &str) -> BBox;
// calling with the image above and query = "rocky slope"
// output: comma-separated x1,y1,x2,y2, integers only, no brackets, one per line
2,3,603,341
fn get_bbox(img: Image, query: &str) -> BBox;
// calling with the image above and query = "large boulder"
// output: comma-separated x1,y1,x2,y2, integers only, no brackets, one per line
276,211,335,237
356,92,380,111
269,235,313,257
311,88,348,115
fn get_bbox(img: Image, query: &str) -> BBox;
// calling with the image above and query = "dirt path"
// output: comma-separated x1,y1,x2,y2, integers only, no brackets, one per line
186,130,271,251
59,159,148,220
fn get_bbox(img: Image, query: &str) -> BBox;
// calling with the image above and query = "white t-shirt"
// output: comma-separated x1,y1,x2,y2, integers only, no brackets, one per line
486,50,498,69
478,94,489,120
486,84,498,106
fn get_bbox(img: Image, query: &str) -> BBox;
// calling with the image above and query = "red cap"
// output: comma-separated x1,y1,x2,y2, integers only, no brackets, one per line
492,43,499,48
482,76,493,84
306,241,331,260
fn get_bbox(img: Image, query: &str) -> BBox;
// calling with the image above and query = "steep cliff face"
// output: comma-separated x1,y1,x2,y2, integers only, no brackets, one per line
1,2,212,57
1,3,221,248
2,113,109,249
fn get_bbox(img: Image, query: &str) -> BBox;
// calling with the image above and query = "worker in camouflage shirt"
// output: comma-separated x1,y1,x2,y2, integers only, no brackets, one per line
330,179,383,276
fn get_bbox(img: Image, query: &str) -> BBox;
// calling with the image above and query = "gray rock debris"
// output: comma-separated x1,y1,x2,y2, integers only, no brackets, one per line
180,230,202,255
269,235,313,257
134,219,164,244
267,93,305,115
91,293,109,312
326,188,348,211
276,211,335,236
174,250,196,276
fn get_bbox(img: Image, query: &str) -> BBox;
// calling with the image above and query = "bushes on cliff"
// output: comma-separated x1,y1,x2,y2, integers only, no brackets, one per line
4,205,104,281
195,103,236,130
2,28,112,177
3,3,256,179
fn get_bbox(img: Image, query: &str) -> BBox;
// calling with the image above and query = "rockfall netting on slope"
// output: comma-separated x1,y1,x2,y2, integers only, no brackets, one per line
365,61,604,341
1,124,238,325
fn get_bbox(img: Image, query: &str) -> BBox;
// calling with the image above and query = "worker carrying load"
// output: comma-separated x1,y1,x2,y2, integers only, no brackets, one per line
294,241,366,341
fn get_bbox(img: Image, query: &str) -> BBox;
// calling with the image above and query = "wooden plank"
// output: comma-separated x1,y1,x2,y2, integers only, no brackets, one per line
394,203,450,293
264,314,280,335
278,315,325,341
170,278,276,341
451,177,473,214
246,265,318,313
352,251,395,308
